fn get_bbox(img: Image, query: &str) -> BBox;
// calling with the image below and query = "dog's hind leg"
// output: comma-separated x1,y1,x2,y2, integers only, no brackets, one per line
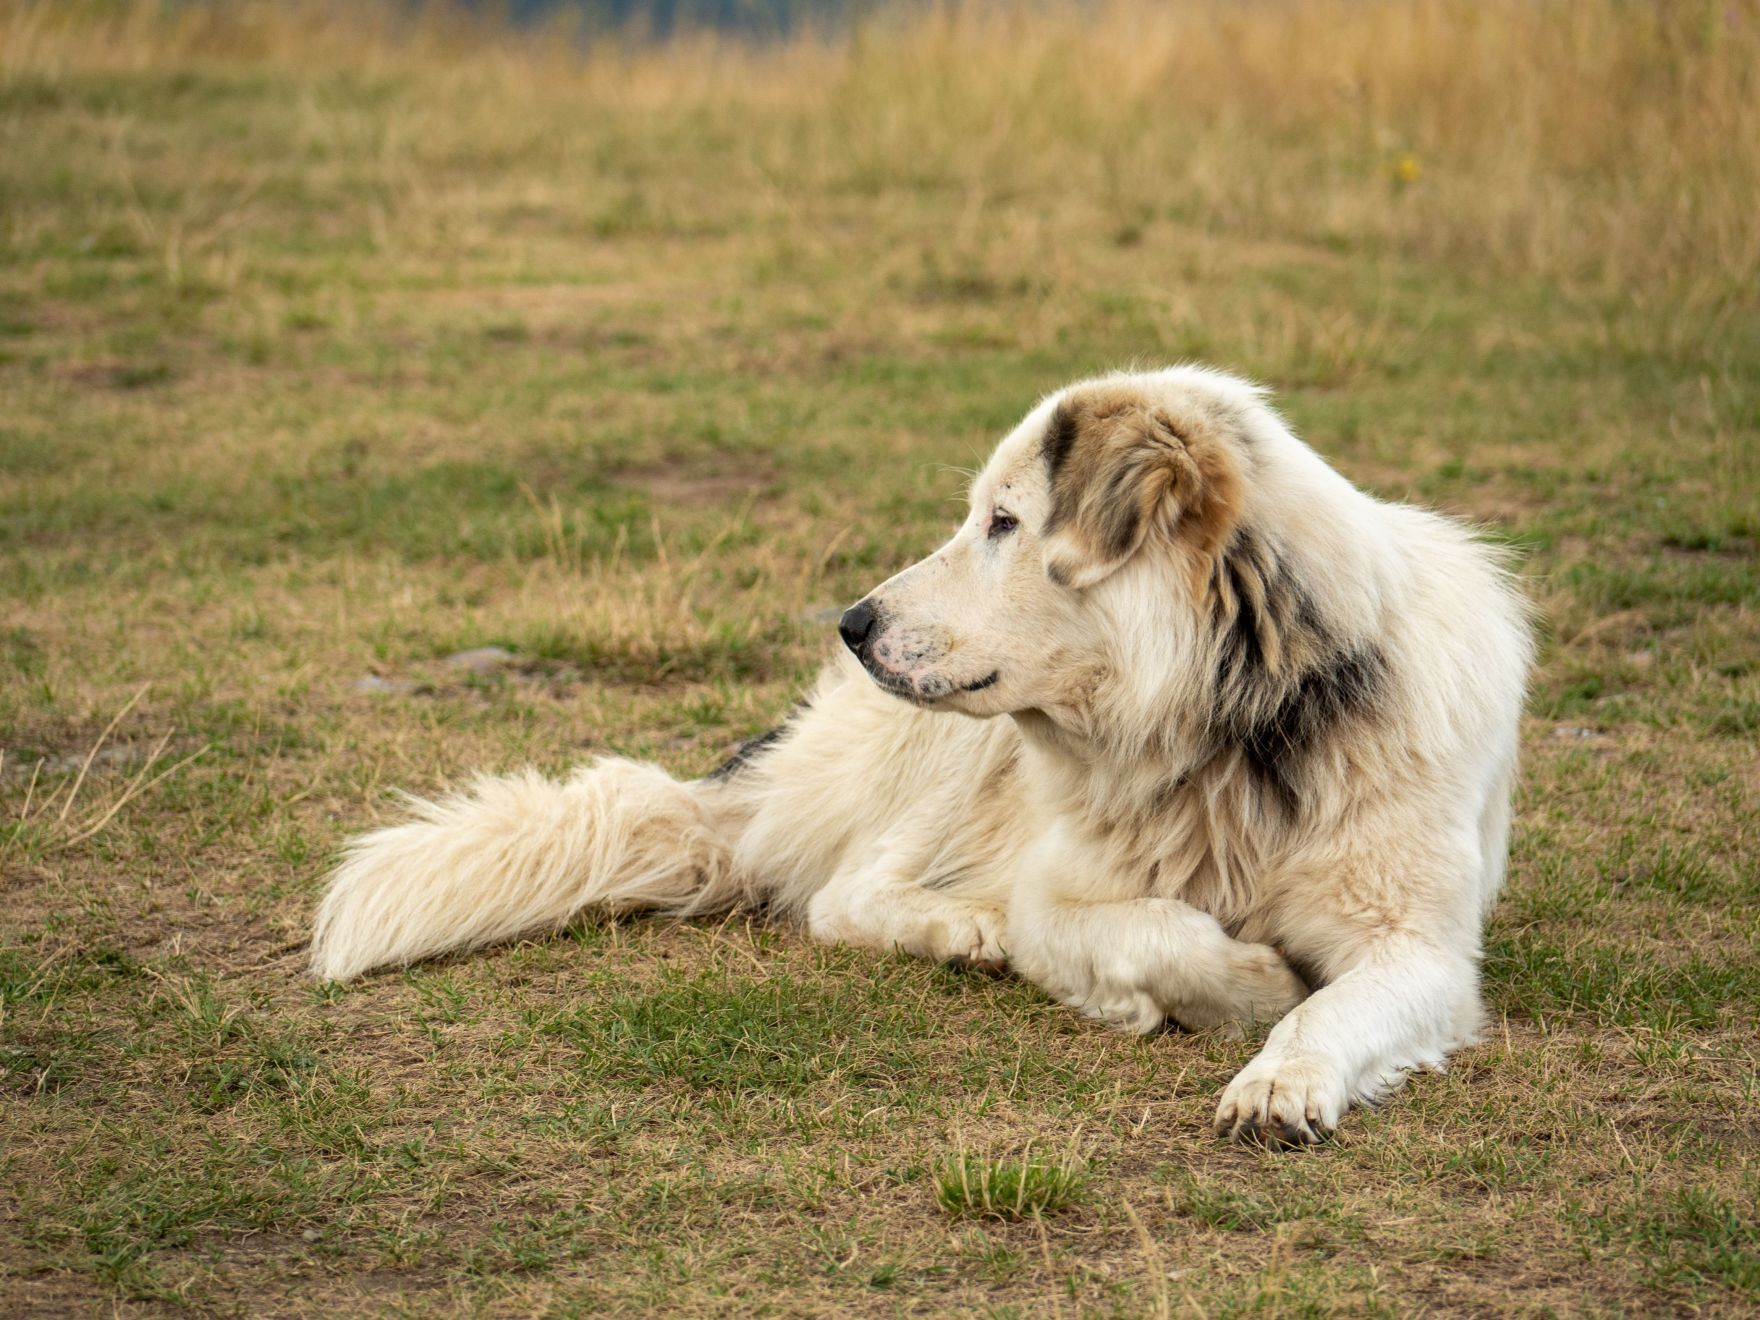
1007,824,1308,1034
805,840,1008,968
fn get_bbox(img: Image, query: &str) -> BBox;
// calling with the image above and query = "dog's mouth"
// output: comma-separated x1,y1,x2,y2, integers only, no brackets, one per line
864,666,943,705
855,621,1000,705
863,664,1000,706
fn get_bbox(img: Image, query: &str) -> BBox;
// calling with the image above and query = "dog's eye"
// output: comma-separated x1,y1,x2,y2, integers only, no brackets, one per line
988,511,1019,540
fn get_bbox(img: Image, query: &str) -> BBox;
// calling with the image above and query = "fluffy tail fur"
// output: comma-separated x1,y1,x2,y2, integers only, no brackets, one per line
309,758,746,981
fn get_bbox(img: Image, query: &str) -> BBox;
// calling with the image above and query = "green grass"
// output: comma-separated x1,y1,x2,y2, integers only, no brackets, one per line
2,1,1758,1315
538,966,934,1095
933,1151,1090,1222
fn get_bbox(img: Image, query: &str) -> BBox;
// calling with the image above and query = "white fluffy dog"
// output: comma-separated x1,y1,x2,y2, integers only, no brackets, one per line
310,365,1531,1145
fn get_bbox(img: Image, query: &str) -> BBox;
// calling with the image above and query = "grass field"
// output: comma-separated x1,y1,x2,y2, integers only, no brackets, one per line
2,1,1758,1314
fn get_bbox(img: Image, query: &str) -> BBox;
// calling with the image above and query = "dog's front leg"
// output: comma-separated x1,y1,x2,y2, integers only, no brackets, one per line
1213,925,1485,1147
1008,823,1307,1034
805,841,1007,967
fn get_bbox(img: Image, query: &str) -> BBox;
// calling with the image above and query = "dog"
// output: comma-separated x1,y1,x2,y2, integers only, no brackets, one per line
310,365,1531,1146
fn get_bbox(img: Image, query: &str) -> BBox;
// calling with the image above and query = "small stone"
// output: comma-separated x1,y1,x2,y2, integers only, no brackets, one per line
41,744,148,775
442,646,518,676
1549,725,1598,741
301,1228,321,1243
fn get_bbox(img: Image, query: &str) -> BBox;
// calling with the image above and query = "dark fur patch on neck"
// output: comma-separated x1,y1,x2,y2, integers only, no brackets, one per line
1208,529,1387,812
1237,646,1386,812
1213,529,1296,680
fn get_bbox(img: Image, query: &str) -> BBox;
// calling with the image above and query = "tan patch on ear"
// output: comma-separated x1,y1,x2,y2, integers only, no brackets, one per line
1039,384,1246,589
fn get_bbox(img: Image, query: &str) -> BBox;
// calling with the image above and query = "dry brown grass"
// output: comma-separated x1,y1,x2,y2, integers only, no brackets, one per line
2,1,1756,1315
8,0,1759,317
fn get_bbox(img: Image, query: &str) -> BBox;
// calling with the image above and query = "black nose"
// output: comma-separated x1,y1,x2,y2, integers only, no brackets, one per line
839,599,877,654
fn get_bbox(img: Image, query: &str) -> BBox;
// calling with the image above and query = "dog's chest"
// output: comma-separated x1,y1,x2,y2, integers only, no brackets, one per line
1095,772,1276,929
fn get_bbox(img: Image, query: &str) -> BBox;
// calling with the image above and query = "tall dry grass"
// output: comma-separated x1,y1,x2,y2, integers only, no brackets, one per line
5,0,1755,321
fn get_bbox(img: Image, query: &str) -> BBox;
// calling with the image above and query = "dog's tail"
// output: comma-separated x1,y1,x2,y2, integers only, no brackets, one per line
308,758,750,981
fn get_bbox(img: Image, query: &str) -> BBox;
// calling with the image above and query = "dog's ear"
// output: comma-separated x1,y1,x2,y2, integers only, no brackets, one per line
1038,392,1244,589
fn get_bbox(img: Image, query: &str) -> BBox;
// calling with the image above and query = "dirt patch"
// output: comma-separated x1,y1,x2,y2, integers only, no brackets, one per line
58,360,175,391
616,457,779,507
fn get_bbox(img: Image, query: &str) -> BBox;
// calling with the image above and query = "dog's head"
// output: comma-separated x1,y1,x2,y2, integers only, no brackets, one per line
841,368,1256,720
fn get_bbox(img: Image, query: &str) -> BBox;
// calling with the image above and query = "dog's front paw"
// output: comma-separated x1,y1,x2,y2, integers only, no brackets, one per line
944,905,1009,975
1029,960,1166,1033
1074,983,1167,1034
1213,1052,1349,1148
1175,943,1308,1034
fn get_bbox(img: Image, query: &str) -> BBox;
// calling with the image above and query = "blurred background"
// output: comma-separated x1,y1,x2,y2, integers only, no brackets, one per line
3,2,1757,1314
6,0,1754,702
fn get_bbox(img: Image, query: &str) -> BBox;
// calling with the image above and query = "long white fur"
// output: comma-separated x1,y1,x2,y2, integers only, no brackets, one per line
310,759,746,981
309,365,1531,1144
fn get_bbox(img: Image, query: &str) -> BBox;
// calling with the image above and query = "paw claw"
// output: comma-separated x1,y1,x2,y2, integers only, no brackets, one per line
944,954,1010,978
1227,1116,1324,1149
1214,1054,1346,1149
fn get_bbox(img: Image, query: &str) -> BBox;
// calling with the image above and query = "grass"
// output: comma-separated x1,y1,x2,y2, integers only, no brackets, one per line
933,1149,1090,1222
1,0,1757,1314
